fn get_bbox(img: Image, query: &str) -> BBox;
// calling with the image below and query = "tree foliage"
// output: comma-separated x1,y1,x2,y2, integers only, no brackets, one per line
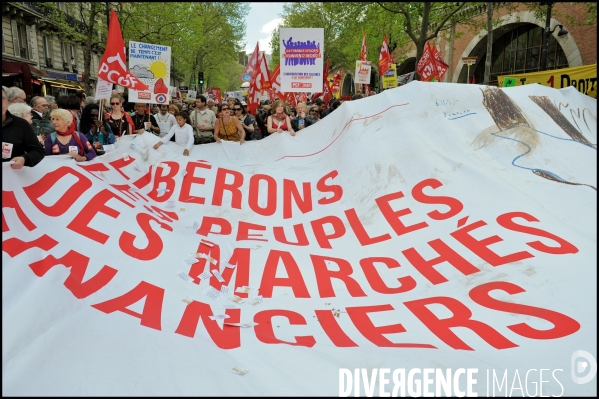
120,2,249,92
270,2,408,74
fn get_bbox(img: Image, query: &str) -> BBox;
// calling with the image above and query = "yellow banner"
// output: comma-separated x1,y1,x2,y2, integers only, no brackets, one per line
382,64,397,89
498,64,597,98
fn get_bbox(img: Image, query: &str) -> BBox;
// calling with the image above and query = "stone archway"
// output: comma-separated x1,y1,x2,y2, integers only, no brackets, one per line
341,73,354,97
451,11,582,83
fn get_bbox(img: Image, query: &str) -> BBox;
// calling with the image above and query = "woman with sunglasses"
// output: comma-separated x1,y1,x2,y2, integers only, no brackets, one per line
213,103,245,144
308,105,321,122
105,95,133,137
234,103,260,140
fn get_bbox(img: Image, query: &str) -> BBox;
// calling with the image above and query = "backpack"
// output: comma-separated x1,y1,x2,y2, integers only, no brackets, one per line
32,118,54,136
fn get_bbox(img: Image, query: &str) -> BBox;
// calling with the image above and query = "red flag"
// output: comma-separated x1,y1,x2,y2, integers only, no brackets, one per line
285,92,297,108
248,52,272,115
298,92,307,104
416,42,438,82
321,59,333,104
360,30,367,61
331,70,342,94
378,35,393,76
98,10,149,91
430,45,449,81
242,42,261,82
269,64,285,101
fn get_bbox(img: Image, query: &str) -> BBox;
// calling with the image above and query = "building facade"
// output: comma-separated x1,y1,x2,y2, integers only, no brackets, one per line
336,3,595,97
2,2,105,100
398,2,596,86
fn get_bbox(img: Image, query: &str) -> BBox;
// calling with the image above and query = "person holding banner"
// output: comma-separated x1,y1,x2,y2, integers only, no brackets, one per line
2,87,45,168
105,94,133,137
267,99,295,136
80,104,115,155
44,109,96,162
154,104,177,140
132,103,160,135
291,102,316,132
153,111,194,156
213,103,245,144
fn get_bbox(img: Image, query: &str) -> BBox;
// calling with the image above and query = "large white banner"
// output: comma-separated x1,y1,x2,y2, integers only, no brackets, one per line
280,28,324,93
2,82,597,396
128,41,172,104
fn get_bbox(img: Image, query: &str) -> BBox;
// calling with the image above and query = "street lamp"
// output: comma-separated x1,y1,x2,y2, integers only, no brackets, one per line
539,2,568,71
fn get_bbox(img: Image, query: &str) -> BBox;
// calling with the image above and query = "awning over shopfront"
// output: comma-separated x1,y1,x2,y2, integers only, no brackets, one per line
38,77,85,91
2,59,33,95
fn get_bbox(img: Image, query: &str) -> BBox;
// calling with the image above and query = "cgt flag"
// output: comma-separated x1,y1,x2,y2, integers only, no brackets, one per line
416,42,438,82
378,35,393,77
98,10,148,91
269,64,285,101
430,44,449,82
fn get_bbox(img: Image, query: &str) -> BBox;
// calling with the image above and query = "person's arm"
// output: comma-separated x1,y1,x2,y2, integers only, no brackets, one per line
266,116,277,134
150,115,160,135
287,116,295,136
207,111,216,131
290,117,299,132
80,135,97,161
213,119,222,143
12,123,45,168
184,124,194,154
154,125,176,149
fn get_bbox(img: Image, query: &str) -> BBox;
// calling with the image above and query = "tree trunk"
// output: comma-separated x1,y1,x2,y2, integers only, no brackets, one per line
84,3,98,95
483,2,493,85
414,40,425,81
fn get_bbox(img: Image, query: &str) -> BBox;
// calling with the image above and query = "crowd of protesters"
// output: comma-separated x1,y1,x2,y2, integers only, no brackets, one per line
2,84,359,167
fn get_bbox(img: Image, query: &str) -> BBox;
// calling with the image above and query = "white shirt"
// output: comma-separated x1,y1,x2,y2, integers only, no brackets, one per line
153,112,177,138
161,123,194,152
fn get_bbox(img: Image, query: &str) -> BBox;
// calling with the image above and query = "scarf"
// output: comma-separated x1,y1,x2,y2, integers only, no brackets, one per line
56,122,85,156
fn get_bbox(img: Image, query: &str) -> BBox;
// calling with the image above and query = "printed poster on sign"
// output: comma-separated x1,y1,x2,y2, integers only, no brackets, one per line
280,28,324,93
382,63,398,89
128,41,171,104
354,61,371,85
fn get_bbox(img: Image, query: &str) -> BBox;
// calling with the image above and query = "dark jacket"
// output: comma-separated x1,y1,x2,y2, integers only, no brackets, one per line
291,114,317,131
2,110,45,166
31,110,43,120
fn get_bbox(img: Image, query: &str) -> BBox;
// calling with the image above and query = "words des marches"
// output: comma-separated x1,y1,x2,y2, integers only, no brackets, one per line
2,157,580,350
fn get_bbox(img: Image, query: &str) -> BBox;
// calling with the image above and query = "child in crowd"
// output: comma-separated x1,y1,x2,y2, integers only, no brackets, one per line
153,111,194,156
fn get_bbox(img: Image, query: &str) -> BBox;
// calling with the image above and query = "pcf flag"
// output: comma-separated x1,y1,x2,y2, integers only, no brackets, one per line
97,10,148,91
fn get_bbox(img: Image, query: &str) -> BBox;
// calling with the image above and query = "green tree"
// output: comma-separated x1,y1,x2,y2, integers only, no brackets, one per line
38,2,109,94
120,2,249,93
270,2,408,75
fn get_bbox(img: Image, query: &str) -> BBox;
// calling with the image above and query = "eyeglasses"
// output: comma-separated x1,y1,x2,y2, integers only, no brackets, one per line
221,107,229,111
233,108,242,111
110,102,120,105
310,110,317,113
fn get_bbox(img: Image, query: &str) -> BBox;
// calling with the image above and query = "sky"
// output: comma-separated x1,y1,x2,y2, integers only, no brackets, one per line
243,2,286,54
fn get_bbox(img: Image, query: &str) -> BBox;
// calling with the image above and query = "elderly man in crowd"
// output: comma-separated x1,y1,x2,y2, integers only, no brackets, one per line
30,96,49,120
2,87,45,168
7,86,26,104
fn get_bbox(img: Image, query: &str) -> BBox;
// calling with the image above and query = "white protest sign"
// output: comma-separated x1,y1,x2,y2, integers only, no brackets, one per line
128,41,171,104
354,60,371,85
94,77,114,100
280,28,324,92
